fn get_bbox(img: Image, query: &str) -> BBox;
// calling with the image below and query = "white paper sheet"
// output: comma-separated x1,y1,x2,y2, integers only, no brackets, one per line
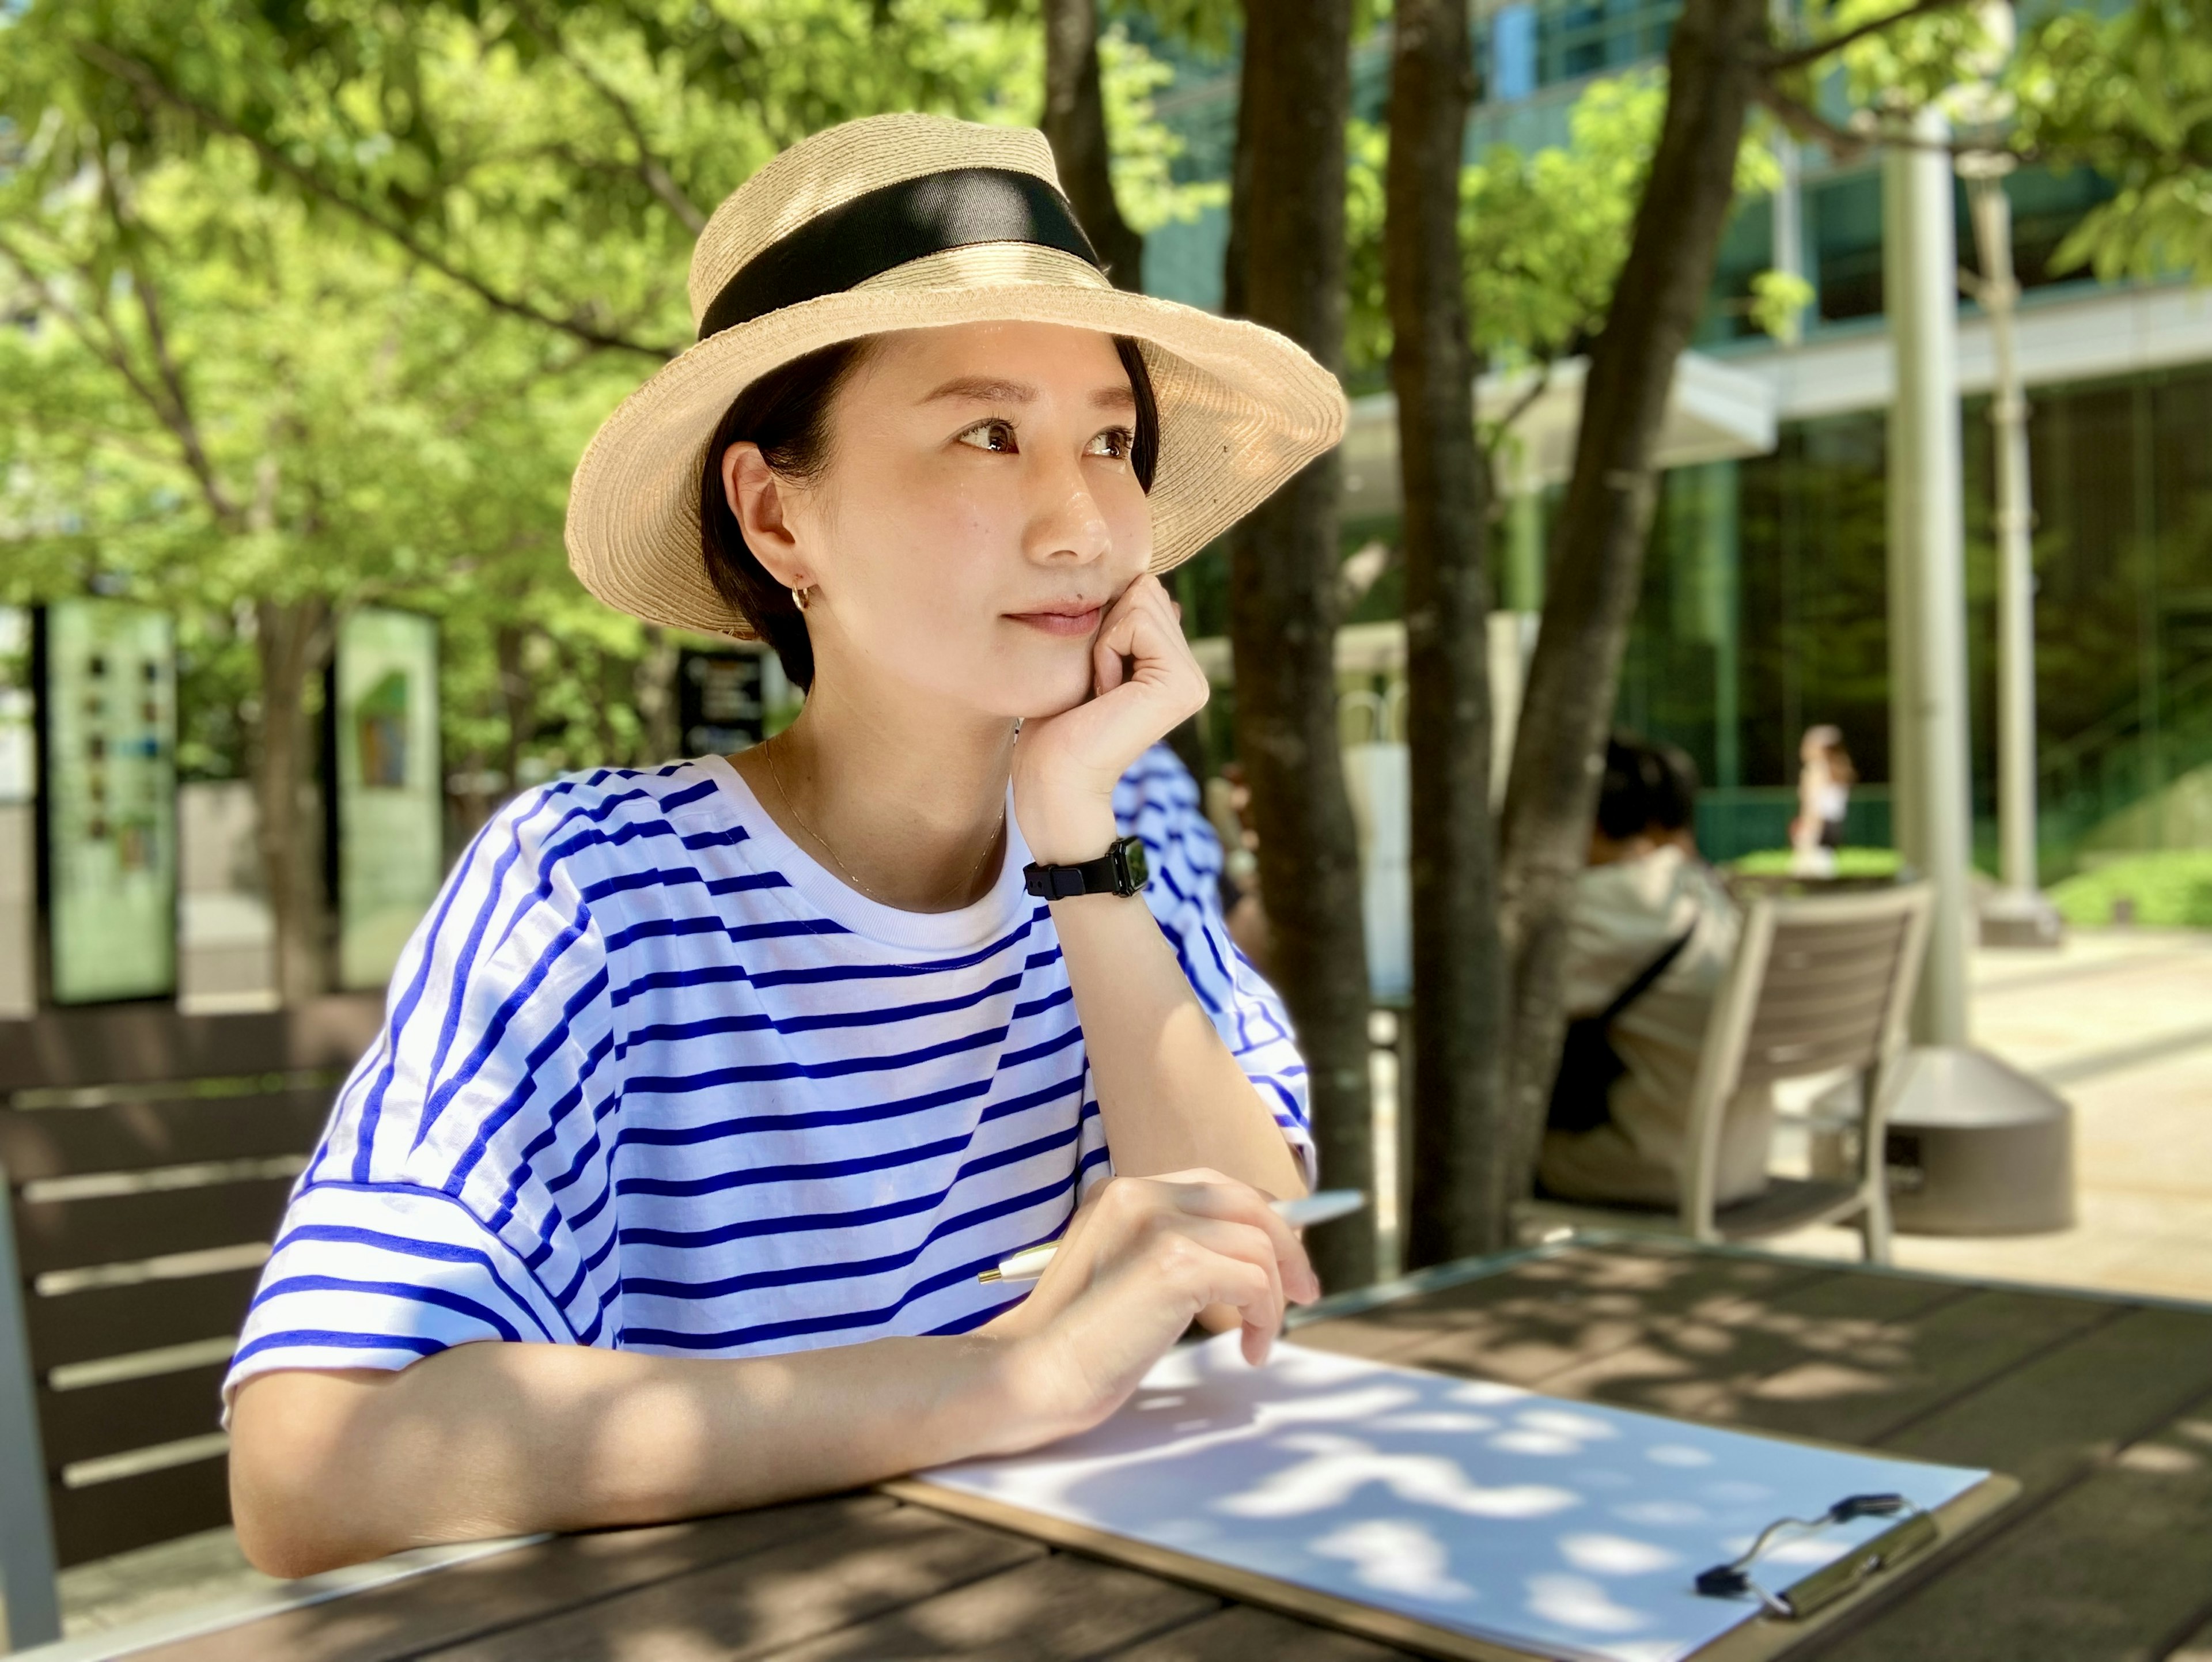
918,1336,1987,1662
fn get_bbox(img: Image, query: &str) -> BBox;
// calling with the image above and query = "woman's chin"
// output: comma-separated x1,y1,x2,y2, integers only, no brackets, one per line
987,642,1097,720
1016,677,1094,721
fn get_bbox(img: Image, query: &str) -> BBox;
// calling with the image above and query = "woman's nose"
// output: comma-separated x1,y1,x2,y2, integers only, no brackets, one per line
1025,454,1111,566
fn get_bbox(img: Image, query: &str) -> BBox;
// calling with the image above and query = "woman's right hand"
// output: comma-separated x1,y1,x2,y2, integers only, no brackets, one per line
978,1170,1321,1453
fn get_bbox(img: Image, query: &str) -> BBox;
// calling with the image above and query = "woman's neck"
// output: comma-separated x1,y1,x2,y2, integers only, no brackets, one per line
732,669,1017,914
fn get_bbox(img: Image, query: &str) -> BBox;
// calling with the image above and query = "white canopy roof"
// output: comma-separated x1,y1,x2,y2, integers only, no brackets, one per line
1339,350,1778,514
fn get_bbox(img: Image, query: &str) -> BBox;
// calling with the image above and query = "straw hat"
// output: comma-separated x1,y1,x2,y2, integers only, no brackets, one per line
566,112,1347,639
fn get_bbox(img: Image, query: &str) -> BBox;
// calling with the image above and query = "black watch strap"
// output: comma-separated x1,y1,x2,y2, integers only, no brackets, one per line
1024,834,1150,900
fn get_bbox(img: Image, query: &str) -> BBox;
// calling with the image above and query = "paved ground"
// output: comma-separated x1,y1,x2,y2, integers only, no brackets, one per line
1770,927,2212,1304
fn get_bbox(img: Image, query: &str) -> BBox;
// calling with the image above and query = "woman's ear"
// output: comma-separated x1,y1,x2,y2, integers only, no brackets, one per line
723,442,809,590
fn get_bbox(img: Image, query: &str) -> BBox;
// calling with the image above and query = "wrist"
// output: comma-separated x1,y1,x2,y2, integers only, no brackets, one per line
1014,790,1118,868
966,1329,1082,1456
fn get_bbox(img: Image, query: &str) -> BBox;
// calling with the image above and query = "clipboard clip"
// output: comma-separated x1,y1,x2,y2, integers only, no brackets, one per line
1694,1493,1938,1619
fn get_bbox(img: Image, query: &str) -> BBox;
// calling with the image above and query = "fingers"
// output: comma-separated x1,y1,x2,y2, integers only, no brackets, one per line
1126,1214,1284,1365
1090,577,1206,717
1091,578,1156,696
1081,1171,1320,1313
1147,1169,1321,1306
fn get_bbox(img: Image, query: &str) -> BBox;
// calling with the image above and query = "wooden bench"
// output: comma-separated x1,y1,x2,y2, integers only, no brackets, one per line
0,997,382,1649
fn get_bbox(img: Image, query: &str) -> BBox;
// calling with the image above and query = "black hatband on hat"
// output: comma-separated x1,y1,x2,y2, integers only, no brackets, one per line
696,168,1103,342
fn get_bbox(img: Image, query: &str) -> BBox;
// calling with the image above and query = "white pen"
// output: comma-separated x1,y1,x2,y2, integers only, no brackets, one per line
977,1189,1367,1284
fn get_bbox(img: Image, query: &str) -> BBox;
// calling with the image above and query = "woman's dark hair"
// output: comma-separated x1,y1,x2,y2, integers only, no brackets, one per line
700,335,1161,692
1596,733,1700,840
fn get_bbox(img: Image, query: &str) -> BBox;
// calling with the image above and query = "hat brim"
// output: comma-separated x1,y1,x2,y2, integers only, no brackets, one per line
566,244,1347,639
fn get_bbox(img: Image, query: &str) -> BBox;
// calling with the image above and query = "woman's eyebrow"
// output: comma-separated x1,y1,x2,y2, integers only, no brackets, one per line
916,377,1136,410
922,376,1035,404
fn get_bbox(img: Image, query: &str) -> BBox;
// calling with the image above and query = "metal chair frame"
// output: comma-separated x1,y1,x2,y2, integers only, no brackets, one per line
1518,881,1937,1264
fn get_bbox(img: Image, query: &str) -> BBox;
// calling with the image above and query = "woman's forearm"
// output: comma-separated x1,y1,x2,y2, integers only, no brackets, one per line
232,1168,1319,1578
1048,890,1306,1197
229,1332,1015,1576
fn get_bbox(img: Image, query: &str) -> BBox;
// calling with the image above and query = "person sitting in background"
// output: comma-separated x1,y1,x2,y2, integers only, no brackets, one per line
1539,736,1774,1210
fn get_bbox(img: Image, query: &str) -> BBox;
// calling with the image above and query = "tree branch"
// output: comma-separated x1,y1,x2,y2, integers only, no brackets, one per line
73,39,685,360
1753,82,1876,161
1480,358,1554,459
512,0,709,234
92,142,249,529
0,225,247,531
1760,0,1969,70
1755,80,2016,164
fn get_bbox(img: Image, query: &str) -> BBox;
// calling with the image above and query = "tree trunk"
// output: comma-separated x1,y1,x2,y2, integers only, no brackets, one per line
252,595,334,1005
1041,0,1146,290
1384,0,1506,1265
497,621,530,789
1225,0,1372,1289
635,625,680,764
1494,0,1771,1217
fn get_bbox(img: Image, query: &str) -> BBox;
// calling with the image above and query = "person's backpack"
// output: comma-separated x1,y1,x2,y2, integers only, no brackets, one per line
1546,927,1696,1135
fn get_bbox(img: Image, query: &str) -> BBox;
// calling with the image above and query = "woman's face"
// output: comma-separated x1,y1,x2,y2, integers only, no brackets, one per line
737,321,1153,721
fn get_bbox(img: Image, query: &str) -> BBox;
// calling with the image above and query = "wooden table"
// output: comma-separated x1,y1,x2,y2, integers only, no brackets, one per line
122,1241,2212,1662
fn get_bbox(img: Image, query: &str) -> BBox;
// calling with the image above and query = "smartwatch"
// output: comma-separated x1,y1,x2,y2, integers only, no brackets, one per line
1024,834,1150,900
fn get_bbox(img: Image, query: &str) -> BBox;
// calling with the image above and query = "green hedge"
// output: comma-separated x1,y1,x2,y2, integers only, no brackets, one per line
1730,847,1905,879
2050,850,2212,928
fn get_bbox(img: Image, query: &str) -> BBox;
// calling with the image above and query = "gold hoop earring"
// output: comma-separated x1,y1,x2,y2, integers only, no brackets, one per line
790,585,810,612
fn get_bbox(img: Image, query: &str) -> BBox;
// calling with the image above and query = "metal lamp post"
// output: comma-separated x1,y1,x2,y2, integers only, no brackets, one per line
1959,152,2064,946
1868,99,2075,1240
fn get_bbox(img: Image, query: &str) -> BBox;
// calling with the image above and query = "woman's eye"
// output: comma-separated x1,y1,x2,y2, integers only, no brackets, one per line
1086,426,1134,460
957,419,1018,453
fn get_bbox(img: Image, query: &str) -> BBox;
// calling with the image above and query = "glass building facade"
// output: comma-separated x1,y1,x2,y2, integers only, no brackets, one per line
1143,2,2212,874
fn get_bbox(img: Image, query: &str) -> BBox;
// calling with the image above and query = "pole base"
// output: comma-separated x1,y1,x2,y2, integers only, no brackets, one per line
1978,887,2065,949
1880,1046,2075,1235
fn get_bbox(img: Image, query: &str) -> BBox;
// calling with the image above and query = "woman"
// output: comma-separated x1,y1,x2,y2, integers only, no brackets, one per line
1789,724,1856,877
225,114,1344,1574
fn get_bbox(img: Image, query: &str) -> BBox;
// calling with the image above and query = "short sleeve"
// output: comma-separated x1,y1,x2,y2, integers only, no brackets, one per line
225,779,624,1411
1113,747,1317,1187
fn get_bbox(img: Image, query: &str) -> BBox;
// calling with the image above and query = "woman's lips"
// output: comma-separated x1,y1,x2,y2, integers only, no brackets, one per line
1006,607,1103,638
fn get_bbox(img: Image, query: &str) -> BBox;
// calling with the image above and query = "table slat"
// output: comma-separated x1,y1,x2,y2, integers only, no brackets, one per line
1813,1409,2212,1662
752,1552,1218,1661
1297,1244,1834,1386
1520,1260,1967,1417
2169,1611,2212,1661
132,1497,895,1662
1104,1604,1419,1660
1686,1284,2121,1449
426,1500,1044,1661
1877,1303,2212,1499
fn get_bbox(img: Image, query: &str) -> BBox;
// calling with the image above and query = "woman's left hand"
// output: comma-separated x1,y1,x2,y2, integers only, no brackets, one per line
1012,573,1209,865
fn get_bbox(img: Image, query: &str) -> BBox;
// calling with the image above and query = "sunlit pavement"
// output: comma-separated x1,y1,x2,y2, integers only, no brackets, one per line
1769,927,2212,1306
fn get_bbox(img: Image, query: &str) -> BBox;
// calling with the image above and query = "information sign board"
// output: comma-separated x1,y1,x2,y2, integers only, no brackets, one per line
0,608,34,1016
0,607,32,807
677,646,766,756
44,599,177,1004
333,608,443,990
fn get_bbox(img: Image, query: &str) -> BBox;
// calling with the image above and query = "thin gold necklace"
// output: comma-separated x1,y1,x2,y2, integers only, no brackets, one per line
762,735,1005,907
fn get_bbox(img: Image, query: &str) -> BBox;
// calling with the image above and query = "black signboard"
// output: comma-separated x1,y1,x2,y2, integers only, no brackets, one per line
677,647,767,755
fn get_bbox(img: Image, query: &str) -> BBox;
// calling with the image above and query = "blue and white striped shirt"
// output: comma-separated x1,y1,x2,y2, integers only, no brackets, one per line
225,745,1311,1404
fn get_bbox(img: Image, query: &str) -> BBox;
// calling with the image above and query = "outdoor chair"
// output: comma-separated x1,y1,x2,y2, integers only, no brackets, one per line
1516,881,1936,1266
0,997,380,1649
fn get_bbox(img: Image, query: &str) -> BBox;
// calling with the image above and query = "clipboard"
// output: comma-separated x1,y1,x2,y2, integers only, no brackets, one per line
885,1337,2021,1662
887,1470,2017,1662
